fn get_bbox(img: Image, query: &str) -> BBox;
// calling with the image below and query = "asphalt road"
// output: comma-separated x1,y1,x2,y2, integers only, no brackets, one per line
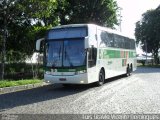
0,67,160,114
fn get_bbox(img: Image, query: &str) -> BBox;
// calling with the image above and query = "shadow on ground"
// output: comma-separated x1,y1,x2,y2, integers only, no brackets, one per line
0,73,128,112
134,67,160,74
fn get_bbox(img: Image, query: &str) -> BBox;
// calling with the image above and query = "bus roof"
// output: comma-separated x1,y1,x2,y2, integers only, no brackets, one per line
51,24,88,29
50,24,134,40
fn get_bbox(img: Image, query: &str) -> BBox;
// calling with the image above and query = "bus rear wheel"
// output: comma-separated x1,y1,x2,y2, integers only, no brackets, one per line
126,66,131,77
96,70,105,86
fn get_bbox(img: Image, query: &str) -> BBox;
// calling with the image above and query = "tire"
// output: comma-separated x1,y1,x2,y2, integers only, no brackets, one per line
96,70,105,86
130,64,133,72
126,66,130,77
129,65,132,76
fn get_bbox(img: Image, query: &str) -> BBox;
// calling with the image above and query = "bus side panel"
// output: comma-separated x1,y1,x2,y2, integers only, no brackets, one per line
96,27,137,79
96,55,125,79
88,24,97,47
87,66,99,83
87,25,100,83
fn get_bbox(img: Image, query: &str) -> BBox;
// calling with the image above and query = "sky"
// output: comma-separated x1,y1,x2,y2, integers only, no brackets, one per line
115,0,160,54
116,0,160,38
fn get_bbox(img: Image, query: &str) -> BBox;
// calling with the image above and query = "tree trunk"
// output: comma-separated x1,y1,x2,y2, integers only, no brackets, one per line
153,51,159,65
0,25,7,80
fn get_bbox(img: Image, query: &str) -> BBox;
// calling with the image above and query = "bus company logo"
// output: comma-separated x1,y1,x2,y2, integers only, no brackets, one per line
107,61,112,65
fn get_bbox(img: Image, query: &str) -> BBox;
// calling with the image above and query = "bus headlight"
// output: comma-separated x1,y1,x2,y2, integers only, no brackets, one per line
45,71,51,75
75,70,87,75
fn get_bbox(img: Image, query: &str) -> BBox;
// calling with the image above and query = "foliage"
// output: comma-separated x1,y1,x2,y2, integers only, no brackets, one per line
135,8,160,64
17,0,58,26
4,63,44,80
0,0,119,63
57,0,119,28
0,35,2,61
0,0,58,62
0,0,120,79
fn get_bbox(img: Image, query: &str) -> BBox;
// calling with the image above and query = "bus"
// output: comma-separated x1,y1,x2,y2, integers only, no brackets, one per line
36,24,136,86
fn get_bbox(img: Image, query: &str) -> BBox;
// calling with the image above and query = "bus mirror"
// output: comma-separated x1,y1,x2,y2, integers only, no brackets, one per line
85,48,89,52
88,46,97,68
85,37,89,48
36,38,44,51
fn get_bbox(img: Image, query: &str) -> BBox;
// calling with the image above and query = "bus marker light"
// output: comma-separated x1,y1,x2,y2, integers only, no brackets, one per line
80,81,84,83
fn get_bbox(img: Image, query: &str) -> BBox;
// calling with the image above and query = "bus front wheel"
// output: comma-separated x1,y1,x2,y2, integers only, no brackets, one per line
96,70,105,86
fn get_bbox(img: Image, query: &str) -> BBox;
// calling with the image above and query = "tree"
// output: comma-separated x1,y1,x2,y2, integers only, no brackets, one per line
57,0,119,28
135,8,160,64
0,0,119,79
0,0,19,79
0,0,58,79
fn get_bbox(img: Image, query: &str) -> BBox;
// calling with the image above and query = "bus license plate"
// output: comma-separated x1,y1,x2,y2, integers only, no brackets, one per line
59,78,66,81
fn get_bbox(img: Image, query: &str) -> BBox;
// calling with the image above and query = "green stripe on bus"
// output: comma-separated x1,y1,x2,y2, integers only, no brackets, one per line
99,49,136,59
45,66,86,72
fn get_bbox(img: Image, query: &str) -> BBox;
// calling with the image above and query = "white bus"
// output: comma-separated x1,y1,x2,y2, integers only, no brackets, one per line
36,24,136,86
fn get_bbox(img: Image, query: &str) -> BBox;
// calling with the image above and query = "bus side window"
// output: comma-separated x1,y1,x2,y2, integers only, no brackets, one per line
88,46,97,68
131,39,136,49
108,33,114,47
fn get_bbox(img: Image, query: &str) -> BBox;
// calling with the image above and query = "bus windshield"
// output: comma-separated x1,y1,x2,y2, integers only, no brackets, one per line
46,39,86,68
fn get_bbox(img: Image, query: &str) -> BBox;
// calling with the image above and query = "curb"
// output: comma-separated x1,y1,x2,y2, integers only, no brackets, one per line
0,82,49,94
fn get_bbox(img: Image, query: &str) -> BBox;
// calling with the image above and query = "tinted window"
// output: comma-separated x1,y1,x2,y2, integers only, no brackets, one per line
100,31,114,47
48,27,87,39
130,39,136,49
114,35,135,50
46,39,86,67
124,38,131,49
98,29,135,50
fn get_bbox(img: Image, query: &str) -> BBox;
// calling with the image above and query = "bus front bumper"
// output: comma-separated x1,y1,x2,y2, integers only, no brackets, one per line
44,73,88,84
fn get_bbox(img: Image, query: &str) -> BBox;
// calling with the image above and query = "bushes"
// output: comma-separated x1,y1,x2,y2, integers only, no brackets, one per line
3,63,43,80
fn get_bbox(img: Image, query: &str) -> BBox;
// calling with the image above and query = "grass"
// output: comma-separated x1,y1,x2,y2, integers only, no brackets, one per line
0,79,42,88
